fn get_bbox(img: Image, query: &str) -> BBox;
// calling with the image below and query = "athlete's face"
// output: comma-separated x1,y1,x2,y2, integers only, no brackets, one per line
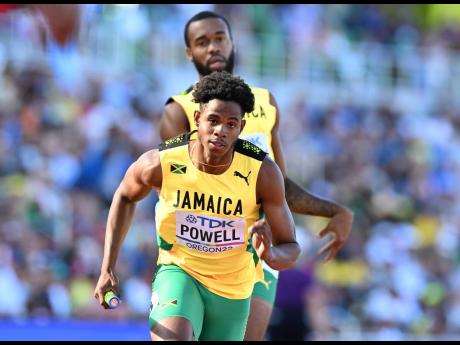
186,18,235,76
195,99,245,158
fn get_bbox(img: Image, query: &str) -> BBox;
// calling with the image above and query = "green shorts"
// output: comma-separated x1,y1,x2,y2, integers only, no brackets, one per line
149,264,251,341
251,210,279,305
251,268,278,304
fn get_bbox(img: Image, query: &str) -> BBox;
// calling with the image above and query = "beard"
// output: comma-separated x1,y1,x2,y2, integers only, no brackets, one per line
192,49,235,76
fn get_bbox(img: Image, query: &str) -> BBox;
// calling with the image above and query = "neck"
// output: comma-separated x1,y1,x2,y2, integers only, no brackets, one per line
189,141,233,172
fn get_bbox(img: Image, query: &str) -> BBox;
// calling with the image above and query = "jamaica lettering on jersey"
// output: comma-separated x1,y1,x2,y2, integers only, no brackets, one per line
167,85,277,159
173,190,243,216
155,131,267,299
245,104,267,119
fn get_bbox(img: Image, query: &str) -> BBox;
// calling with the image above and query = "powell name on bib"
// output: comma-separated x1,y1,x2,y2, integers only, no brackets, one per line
175,211,246,253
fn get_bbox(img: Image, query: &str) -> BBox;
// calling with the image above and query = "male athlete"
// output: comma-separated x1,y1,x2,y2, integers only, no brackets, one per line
158,11,354,340
94,71,300,340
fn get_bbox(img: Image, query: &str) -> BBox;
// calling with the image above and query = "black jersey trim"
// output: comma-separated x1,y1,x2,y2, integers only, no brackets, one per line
234,139,267,161
158,132,191,151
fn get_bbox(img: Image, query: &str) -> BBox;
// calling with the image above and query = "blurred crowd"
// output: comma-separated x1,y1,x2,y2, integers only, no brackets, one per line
1,4,460,340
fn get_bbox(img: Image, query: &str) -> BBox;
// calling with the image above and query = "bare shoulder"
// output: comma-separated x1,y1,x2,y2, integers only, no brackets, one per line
260,156,283,179
138,148,159,164
257,156,284,195
159,101,189,141
268,91,279,109
163,100,187,117
136,149,162,188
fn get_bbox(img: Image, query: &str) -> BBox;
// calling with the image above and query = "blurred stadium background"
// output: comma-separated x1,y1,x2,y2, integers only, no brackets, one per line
1,4,460,341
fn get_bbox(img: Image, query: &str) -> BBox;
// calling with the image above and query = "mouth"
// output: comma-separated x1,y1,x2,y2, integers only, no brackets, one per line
209,140,226,150
208,56,226,68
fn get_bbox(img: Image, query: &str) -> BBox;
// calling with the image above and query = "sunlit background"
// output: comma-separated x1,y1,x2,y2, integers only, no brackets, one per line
1,4,460,340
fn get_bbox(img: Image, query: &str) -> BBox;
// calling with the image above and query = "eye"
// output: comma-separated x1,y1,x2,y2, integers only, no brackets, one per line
196,40,207,47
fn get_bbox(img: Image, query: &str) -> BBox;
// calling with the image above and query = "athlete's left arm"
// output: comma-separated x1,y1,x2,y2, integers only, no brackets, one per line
269,92,354,262
252,157,300,271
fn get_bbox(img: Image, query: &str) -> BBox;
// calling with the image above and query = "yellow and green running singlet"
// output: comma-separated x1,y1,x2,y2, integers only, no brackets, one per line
167,85,281,304
155,131,267,299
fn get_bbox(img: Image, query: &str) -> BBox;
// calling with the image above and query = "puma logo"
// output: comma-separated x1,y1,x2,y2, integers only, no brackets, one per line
234,171,251,186
260,278,272,290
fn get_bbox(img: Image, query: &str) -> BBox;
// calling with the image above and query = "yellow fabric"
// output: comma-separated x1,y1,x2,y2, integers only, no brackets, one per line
315,259,370,287
172,86,276,160
156,134,264,299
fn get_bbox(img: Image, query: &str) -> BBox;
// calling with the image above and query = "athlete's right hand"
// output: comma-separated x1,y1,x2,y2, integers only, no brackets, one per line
250,219,273,263
94,270,120,309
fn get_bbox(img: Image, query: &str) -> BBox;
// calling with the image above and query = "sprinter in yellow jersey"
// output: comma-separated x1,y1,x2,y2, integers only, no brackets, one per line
159,11,354,340
94,71,300,340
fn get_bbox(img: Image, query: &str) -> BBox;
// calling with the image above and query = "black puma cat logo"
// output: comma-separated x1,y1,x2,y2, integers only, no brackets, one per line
234,171,251,186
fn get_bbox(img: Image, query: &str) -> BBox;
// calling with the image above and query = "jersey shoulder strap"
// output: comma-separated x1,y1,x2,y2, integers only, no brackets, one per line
158,132,190,151
234,138,267,161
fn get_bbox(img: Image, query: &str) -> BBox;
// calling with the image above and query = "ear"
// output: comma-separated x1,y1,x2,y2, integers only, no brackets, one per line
240,119,246,134
186,47,193,62
194,110,201,128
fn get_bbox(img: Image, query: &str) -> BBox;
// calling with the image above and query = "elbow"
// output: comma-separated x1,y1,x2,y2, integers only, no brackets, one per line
272,241,301,271
115,190,137,206
288,242,301,269
120,194,134,204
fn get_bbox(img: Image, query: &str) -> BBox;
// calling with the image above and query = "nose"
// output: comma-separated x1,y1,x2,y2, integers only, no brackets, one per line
208,39,221,54
213,124,227,138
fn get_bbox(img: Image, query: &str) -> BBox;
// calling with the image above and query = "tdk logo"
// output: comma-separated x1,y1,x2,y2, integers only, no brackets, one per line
185,214,235,228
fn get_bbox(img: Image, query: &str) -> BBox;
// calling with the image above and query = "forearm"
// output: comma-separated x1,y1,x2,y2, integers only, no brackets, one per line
284,177,351,217
265,242,300,271
101,190,137,272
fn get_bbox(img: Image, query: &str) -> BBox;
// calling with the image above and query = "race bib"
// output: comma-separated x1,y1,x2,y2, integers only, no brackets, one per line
175,211,246,254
